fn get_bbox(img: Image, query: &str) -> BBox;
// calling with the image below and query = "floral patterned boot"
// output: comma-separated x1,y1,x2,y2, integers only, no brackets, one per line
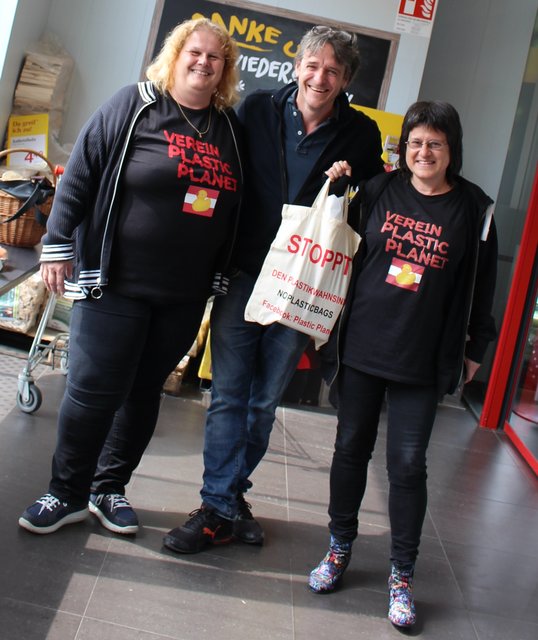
388,564,416,627
308,535,352,593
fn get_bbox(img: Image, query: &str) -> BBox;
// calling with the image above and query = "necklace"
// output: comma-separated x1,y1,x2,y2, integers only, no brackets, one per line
175,100,212,138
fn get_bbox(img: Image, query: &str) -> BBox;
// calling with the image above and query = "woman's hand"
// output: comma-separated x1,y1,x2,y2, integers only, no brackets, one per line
40,260,73,296
325,160,352,182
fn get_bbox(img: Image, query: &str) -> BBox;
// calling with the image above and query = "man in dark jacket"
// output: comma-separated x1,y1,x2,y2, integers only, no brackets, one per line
164,25,385,554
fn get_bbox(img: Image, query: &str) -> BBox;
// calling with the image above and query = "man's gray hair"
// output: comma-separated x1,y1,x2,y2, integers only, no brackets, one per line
295,25,360,82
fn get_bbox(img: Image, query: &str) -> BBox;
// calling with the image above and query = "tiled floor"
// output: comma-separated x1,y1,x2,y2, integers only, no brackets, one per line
0,351,537,639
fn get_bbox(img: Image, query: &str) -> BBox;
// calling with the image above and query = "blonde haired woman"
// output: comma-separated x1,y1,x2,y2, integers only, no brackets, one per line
147,17,239,109
19,19,243,537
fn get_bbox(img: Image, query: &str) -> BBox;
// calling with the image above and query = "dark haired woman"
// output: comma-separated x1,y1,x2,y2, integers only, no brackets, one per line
308,101,498,628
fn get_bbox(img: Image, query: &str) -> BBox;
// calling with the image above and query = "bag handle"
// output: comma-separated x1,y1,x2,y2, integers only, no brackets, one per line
0,181,42,224
0,148,57,226
312,177,350,222
0,148,58,186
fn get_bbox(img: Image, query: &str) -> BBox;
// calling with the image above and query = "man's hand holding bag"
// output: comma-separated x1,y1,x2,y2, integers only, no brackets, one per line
244,178,361,348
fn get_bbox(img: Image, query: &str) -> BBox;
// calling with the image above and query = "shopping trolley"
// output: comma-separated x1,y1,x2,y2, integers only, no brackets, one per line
0,148,68,413
17,292,69,413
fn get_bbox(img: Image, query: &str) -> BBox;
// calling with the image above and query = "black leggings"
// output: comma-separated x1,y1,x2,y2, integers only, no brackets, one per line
328,364,438,566
49,289,206,504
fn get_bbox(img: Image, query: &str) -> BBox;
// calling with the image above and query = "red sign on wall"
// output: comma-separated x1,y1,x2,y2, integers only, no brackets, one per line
398,0,436,22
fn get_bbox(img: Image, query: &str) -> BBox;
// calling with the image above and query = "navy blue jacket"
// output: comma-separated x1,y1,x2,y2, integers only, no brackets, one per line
41,81,243,299
232,82,384,277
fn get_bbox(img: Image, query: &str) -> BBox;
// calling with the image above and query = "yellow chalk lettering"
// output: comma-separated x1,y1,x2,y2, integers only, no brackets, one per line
229,15,248,37
283,40,298,58
264,26,281,44
246,21,265,43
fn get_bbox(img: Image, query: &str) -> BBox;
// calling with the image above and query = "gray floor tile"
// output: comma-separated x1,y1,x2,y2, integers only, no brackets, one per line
470,612,538,640
444,540,538,624
0,362,536,639
0,598,81,640
76,618,177,640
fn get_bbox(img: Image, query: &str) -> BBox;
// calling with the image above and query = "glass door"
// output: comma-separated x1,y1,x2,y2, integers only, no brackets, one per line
480,166,538,475
462,13,538,414
504,257,538,473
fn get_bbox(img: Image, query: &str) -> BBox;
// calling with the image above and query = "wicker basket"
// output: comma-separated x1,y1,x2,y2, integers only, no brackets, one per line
0,148,57,248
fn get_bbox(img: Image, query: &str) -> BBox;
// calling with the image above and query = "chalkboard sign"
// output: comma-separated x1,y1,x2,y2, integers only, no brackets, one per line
143,0,399,109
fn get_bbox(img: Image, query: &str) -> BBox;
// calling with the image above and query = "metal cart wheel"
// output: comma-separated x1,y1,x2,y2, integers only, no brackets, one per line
17,384,43,414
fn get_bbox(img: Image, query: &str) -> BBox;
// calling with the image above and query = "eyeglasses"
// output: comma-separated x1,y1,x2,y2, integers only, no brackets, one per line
311,25,354,43
405,140,448,151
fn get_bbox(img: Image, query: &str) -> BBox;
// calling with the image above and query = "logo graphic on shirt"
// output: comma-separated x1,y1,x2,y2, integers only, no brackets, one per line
182,186,220,217
386,257,424,292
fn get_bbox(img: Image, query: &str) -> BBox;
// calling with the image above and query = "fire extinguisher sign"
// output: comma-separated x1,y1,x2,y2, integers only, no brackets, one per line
395,0,438,37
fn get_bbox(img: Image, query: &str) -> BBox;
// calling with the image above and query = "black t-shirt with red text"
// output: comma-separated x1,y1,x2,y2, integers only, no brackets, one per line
342,178,467,385
109,97,240,303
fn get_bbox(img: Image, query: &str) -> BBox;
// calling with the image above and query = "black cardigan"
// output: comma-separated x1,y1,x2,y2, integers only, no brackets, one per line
232,82,385,277
322,170,498,398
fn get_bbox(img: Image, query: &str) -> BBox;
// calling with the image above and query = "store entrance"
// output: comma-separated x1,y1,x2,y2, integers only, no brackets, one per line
463,13,538,420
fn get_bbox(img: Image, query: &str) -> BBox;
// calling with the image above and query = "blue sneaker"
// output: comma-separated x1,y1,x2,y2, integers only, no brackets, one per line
308,535,352,593
388,564,416,627
89,493,139,534
19,493,89,534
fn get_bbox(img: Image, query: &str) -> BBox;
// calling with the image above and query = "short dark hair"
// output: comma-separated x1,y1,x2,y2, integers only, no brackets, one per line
399,101,463,185
295,25,360,82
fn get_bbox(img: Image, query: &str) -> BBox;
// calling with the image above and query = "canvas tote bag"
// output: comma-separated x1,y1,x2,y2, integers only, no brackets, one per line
244,178,361,348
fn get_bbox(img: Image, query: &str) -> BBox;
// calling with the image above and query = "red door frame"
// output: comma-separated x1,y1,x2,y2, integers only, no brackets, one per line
480,165,538,471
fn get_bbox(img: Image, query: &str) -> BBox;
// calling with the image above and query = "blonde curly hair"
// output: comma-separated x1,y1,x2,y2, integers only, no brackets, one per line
146,18,239,110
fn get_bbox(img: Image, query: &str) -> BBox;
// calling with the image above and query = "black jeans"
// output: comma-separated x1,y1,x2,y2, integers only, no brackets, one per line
329,364,438,566
49,289,206,505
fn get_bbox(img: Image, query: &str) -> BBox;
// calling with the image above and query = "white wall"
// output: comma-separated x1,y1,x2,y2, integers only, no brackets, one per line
0,0,156,147
1,1,431,146
3,0,536,200
34,0,431,144
198,0,431,115
46,0,157,144
0,0,18,74
419,0,538,200
0,0,53,145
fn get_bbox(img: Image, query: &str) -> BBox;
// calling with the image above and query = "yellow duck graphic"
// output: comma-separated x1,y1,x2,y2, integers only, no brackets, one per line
191,189,211,212
395,263,417,286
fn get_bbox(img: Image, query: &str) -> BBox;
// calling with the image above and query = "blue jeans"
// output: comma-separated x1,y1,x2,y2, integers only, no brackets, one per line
201,270,310,518
329,364,439,566
49,289,206,505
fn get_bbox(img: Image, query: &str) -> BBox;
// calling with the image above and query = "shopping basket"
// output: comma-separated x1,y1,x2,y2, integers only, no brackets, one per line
0,147,57,248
